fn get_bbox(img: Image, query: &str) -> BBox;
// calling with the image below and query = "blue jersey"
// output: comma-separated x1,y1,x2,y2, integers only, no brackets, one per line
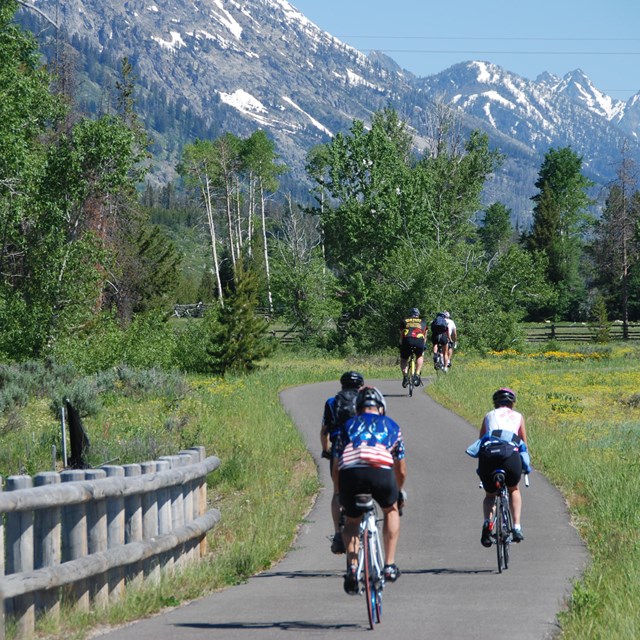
333,413,405,470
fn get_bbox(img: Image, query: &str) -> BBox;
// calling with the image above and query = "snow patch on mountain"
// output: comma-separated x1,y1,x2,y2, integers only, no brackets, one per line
281,96,331,136
220,89,267,114
151,31,186,51
211,0,243,40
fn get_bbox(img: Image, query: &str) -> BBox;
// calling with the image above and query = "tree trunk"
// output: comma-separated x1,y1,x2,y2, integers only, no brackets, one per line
259,179,273,314
203,177,224,307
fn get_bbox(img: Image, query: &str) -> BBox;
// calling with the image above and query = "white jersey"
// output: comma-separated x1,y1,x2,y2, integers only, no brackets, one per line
484,407,523,440
446,318,456,336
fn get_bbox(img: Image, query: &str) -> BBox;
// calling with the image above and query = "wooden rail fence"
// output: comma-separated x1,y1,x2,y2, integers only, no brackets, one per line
0,446,221,639
525,322,640,342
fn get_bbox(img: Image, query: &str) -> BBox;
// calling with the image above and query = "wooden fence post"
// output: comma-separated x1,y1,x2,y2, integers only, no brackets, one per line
159,456,184,568
123,464,143,586
33,472,61,622
5,476,34,639
139,462,160,584
60,470,89,612
85,469,108,609
102,465,125,602
189,447,208,557
155,460,173,574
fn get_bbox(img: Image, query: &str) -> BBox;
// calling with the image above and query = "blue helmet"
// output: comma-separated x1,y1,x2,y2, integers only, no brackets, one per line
408,307,420,318
356,386,387,414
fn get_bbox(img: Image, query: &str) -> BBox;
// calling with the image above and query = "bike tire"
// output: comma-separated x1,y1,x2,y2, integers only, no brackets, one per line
362,530,375,629
372,531,383,623
503,499,513,570
495,502,504,573
408,355,415,397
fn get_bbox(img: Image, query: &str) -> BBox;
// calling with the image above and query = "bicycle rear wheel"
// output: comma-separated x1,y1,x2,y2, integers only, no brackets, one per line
408,356,414,397
495,501,504,573
496,496,510,572
362,530,375,629
371,531,383,623
502,499,512,570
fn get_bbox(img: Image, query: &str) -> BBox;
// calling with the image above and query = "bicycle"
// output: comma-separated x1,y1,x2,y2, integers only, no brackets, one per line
405,348,418,397
354,493,385,629
489,469,513,573
433,343,446,373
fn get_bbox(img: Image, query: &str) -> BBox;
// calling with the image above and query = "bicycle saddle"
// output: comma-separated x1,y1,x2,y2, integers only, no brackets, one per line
491,470,506,488
354,493,375,511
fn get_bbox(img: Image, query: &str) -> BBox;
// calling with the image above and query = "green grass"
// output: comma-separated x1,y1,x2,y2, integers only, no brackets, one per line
429,343,640,639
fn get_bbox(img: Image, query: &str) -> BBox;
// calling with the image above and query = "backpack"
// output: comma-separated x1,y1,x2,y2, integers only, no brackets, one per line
430,313,448,335
332,388,359,430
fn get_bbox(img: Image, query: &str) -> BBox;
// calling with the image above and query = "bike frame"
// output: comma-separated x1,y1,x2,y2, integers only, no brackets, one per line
491,470,513,573
355,495,385,629
407,350,416,396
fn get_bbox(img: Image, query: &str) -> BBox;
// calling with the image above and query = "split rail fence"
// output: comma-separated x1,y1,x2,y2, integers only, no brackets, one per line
525,322,640,342
0,446,221,639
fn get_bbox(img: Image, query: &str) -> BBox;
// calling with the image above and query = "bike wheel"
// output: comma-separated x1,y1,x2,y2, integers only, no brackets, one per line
408,356,415,397
371,533,383,623
495,502,504,573
502,501,513,570
362,531,375,629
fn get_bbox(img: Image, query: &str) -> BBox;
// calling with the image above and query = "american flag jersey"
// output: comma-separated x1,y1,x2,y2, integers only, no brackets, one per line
334,413,405,470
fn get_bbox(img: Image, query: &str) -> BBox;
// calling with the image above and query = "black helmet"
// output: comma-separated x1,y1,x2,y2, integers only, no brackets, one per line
340,371,364,389
408,307,420,317
492,387,516,407
356,386,387,414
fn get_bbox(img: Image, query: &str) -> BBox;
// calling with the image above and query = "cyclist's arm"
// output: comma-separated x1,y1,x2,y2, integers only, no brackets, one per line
320,401,333,454
518,416,529,448
479,416,489,438
393,457,407,491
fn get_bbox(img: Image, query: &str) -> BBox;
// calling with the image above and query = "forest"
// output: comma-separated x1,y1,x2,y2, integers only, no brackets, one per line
2,0,640,377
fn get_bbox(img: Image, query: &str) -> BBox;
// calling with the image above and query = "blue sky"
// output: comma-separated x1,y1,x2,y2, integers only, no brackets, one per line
290,0,640,101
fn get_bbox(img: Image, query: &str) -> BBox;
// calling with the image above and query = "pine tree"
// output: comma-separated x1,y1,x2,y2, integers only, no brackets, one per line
205,261,274,375
526,147,594,319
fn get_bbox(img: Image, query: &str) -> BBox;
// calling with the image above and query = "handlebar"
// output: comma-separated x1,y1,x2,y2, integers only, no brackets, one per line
398,489,407,516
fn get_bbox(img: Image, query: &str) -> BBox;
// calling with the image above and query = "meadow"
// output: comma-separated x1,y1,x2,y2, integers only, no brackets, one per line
2,344,639,638
430,343,640,639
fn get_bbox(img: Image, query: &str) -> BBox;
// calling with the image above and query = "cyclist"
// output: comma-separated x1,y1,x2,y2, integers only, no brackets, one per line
332,386,407,594
430,311,450,369
443,311,458,369
321,371,365,554
399,307,427,387
477,388,529,547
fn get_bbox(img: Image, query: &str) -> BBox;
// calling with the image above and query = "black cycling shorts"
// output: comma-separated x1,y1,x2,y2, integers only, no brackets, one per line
478,448,522,490
431,332,448,346
339,466,399,518
400,338,425,359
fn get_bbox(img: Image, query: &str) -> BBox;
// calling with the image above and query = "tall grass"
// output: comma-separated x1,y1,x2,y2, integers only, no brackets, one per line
429,344,640,639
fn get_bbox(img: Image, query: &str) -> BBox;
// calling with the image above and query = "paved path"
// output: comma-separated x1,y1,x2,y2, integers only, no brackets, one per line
95,379,587,639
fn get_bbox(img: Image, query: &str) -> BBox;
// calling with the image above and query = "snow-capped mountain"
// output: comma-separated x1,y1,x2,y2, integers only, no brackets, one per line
22,0,640,221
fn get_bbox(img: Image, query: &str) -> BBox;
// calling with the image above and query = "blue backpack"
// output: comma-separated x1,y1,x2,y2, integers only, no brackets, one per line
430,313,448,335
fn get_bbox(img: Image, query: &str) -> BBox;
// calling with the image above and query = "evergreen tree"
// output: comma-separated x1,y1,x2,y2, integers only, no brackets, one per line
479,202,513,258
205,260,274,375
525,147,594,320
592,147,640,331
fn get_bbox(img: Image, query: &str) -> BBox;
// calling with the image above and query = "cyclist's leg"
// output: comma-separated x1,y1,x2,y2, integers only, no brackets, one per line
381,503,400,566
399,342,410,384
508,486,522,527
371,467,401,567
441,335,450,367
504,451,523,527
415,345,424,378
